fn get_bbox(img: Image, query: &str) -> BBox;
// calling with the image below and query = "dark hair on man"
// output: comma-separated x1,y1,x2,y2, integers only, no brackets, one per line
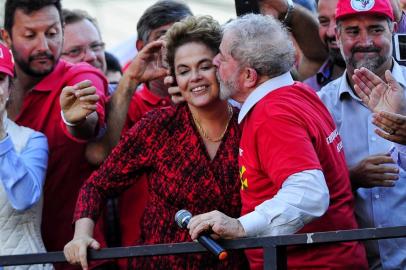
105,51,122,75
62,8,101,36
4,0,63,34
137,0,192,43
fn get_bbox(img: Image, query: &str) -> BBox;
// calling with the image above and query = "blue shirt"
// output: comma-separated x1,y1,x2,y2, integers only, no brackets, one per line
318,61,406,270
0,130,48,211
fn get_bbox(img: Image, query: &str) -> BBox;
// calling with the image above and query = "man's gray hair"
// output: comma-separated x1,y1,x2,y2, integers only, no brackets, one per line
223,14,295,78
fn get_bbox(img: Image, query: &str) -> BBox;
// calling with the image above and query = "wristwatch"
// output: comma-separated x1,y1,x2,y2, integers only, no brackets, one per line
282,0,295,27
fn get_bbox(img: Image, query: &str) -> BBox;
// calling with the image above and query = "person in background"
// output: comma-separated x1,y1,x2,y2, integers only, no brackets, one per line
317,0,406,267
187,13,367,270
104,51,122,94
62,9,106,73
64,15,248,270
0,41,50,270
2,0,108,269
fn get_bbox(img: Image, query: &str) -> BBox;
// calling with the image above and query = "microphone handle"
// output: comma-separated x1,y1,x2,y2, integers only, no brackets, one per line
197,234,228,260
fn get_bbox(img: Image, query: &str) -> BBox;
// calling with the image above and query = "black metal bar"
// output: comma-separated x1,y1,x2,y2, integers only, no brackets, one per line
263,246,275,270
2,226,406,267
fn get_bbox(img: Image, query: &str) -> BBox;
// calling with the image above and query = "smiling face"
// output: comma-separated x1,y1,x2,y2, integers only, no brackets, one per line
337,14,394,75
318,0,345,66
62,19,106,73
174,42,220,108
4,5,63,77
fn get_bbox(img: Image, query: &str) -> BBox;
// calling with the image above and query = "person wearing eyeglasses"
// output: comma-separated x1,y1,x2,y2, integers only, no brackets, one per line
62,9,107,74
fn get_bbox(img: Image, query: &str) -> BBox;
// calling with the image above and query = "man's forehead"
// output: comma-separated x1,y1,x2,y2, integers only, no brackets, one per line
339,14,388,26
13,6,61,28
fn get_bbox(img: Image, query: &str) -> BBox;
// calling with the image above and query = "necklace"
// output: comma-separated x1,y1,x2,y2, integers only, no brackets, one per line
191,104,233,142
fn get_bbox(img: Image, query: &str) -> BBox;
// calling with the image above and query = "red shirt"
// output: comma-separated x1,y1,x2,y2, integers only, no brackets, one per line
239,82,367,269
124,83,171,132
15,60,107,269
75,104,247,269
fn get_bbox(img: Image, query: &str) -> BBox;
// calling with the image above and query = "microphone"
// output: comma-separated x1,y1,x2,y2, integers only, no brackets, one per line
175,209,228,260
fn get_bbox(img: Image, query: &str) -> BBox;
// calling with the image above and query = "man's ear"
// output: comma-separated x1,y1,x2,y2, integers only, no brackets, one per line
1,29,12,48
243,67,258,89
136,40,145,51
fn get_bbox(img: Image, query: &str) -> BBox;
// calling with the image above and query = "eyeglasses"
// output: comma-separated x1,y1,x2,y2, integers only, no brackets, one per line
62,42,105,58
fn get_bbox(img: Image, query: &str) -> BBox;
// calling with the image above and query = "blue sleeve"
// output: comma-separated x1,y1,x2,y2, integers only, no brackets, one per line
0,131,48,210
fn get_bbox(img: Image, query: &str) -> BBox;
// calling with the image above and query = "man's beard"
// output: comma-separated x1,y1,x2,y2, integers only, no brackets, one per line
345,45,387,74
328,47,346,68
217,71,239,101
12,47,57,77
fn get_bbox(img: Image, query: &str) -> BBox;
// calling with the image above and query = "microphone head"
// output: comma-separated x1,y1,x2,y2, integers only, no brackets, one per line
175,209,192,228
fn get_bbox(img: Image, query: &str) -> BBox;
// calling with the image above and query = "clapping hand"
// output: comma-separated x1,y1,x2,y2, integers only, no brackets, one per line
353,67,406,143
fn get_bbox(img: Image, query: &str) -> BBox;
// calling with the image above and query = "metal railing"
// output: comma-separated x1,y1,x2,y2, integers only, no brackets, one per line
1,226,406,270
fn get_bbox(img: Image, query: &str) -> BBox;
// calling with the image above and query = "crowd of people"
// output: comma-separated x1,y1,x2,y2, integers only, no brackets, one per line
1,0,406,269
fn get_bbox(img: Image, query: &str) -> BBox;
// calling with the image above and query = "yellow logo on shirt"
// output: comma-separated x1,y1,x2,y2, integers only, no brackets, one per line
240,165,248,190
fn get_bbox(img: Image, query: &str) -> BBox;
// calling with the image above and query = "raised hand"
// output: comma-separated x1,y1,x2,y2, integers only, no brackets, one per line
125,40,169,84
353,67,406,114
60,80,99,125
164,75,185,104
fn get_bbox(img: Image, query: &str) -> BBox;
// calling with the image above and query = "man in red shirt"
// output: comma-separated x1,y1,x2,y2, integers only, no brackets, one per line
2,0,108,269
188,14,367,269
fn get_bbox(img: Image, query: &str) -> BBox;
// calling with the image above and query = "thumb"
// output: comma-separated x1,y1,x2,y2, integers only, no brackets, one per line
385,70,397,89
89,239,100,250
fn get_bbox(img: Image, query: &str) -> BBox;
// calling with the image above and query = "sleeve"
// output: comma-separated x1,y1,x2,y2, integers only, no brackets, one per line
257,113,322,187
73,114,158,222
238,169,329,237
0,131,48,211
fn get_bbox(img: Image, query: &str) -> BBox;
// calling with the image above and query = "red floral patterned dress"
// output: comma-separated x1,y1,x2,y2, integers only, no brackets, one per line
74,104,248,269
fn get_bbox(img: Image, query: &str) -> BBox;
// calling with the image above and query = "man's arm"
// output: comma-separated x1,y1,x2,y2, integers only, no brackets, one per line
188,170,329,239
85,40,168,165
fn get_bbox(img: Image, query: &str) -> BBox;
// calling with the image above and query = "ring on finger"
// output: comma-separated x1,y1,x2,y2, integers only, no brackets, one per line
388,129,395,135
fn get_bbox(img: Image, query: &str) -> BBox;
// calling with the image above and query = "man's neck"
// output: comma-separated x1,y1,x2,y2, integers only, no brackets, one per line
15,67,45,93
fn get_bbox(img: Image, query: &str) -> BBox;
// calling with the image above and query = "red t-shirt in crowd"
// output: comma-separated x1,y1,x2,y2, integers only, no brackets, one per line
239,82,367,269
15,60,108,270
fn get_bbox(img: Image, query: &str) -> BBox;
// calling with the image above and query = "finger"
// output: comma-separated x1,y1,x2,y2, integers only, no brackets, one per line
358,67,385,87
368,155,395,164
75,87,97,97
89,239,101,250
74,80,92,90
370,179,397,187
384,70,402,93
375,128,406,144
353,84,370,105
376,111,406,125
79,94,100,102
164,75,175,87
139,40,165,57
78,243,89,270
373,164,399,174
63,245,74,264
81,104,98,111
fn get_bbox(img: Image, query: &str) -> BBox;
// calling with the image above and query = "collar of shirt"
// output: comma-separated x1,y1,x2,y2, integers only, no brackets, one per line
316,59,335,87
138,83,171,106
238,72,294,124
338,59,406,101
